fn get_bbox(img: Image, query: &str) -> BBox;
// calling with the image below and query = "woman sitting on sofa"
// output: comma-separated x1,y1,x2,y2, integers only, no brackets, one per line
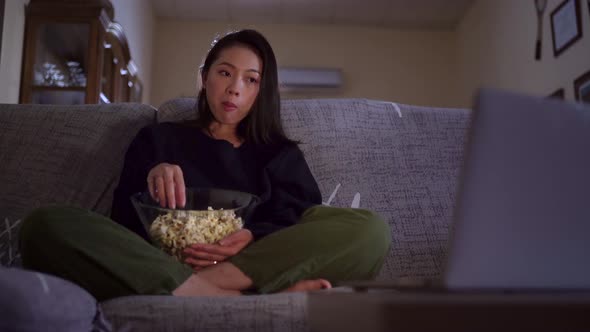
19,29,390,301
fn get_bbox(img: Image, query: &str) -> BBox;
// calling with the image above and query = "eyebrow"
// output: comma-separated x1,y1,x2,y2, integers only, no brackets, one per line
216,61,261,74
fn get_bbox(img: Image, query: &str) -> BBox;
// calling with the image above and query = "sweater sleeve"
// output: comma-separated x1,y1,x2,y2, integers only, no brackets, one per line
246,144,322,240
110,126,159,240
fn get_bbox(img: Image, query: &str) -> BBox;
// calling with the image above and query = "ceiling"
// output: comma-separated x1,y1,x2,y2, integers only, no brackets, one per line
151,0,475,30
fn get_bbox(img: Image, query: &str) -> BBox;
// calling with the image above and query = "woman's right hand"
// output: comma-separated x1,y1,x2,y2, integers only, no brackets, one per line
147,163,186,209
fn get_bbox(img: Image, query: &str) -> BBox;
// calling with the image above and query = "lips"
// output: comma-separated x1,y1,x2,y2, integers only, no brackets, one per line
222,101,237,112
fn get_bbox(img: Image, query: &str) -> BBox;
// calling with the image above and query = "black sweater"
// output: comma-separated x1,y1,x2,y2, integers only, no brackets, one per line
110,122,322,241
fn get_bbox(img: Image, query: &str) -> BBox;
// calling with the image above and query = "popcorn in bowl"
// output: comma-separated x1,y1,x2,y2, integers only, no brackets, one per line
131,188,258,261
149,207,243,260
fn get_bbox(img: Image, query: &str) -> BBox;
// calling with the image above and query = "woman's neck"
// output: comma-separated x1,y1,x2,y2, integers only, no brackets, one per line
207,122,243,148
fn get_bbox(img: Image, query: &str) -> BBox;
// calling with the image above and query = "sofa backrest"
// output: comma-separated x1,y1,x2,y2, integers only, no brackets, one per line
157,97,472,279
0,103,156,265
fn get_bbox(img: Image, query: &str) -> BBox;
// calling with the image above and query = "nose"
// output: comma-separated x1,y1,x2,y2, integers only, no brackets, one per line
227,78,242,96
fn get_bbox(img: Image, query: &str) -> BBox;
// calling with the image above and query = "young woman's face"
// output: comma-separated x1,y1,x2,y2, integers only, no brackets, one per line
203,45,263,127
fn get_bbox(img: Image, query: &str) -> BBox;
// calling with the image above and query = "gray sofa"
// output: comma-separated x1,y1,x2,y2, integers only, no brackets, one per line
0,98,470,331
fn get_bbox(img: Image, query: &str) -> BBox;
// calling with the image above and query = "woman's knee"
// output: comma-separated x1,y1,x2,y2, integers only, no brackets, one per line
21,206,58,240
350,210,391,254
19,206,83,252
303,206,391,251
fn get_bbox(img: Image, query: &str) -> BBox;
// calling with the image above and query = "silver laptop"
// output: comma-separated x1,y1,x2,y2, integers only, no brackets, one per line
344,88,590,291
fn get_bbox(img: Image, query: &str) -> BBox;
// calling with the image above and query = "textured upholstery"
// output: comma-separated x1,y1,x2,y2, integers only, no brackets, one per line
102,293,308,332
0,103,156,266
282,100,471,279
157,97,197,123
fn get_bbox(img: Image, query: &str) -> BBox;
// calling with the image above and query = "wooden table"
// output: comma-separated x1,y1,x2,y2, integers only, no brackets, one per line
308,289,590,332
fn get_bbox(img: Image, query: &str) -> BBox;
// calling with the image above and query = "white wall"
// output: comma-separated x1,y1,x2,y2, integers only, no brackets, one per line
0,0,27,103
110,0,155,104
456,0,590,107
150,20,459,108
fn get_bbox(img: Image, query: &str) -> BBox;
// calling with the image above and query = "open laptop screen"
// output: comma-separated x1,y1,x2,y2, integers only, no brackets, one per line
444,89,590,290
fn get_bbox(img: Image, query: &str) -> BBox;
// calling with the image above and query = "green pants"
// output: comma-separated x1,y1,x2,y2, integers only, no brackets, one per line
19,205,390,301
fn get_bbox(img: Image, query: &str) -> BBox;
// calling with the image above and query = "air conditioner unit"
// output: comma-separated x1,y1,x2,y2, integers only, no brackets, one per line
278,67,342,89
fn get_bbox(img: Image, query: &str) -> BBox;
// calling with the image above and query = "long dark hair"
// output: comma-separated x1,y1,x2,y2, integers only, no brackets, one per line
195,29,295,146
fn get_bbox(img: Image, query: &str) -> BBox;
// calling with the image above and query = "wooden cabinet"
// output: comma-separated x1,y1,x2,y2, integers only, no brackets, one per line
19,0,142,104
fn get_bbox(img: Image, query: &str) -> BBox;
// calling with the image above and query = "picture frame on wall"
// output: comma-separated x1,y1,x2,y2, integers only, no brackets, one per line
573,70,590,103
0,0,4,57
548,88,565,100
550,0,583,57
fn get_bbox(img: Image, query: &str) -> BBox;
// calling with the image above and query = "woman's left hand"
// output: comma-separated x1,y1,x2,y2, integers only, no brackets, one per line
183,229,254,271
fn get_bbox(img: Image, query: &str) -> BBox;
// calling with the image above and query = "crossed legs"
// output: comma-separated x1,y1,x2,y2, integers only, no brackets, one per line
19,206,388,301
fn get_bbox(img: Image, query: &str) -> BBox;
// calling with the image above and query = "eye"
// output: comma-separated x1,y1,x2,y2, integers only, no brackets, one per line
247,77,259,84
218,70,230,77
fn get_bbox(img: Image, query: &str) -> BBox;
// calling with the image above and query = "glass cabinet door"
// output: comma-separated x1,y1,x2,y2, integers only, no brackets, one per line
30,22,89,104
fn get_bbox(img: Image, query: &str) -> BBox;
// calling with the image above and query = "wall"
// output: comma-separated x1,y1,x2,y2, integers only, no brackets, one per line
456,0,590,107
151,20,459,108
0,0,27,103
110,0,155,104
6,1,587,108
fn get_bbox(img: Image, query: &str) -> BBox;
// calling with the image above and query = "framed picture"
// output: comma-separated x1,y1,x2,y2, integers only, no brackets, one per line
573,70,590,103
550,0,583,57
548,88,565,100
0,0,4,57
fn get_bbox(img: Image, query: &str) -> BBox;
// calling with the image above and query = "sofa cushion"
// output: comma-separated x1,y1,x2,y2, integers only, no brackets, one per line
280,99,471,279
157,97,198,123
0,267,111,331
0,104,156,217
0,103,156,267
101,292,308,332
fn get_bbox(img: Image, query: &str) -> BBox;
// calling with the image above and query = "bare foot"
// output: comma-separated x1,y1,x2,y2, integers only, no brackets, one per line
283,279,332,292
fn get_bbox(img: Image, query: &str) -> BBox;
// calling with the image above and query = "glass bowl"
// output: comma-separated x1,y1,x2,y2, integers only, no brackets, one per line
131,187,259,259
